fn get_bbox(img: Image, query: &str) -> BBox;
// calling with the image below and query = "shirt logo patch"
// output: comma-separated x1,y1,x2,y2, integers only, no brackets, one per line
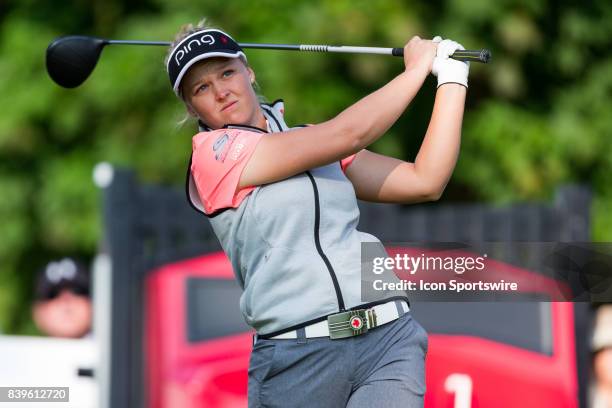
212,133,236,162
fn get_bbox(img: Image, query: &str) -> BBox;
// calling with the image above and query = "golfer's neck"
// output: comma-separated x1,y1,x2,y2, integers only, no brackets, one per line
254,109,267,130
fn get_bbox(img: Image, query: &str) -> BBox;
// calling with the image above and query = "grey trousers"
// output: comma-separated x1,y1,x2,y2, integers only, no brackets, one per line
248,312,428,407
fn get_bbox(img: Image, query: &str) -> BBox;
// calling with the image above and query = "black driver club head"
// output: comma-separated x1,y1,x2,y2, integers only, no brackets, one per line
46,36,108,88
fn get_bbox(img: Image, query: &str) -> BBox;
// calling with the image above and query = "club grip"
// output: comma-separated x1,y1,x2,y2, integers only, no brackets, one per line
451,49,491,63
392,47,491,63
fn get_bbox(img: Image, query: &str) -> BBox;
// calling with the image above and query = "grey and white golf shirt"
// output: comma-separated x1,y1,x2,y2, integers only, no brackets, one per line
187,100,409,336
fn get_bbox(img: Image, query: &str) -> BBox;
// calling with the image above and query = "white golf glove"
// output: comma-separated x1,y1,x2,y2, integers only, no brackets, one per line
431,36,469,88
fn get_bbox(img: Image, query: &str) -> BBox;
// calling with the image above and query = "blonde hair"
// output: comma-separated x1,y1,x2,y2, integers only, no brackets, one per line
165,18,217,69
166,18,266,127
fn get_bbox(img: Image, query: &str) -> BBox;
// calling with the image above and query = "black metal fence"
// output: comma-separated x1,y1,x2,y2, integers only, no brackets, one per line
99,166,593,408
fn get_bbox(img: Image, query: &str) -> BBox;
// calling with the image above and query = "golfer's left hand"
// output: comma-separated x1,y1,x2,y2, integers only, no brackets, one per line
431,37,470,88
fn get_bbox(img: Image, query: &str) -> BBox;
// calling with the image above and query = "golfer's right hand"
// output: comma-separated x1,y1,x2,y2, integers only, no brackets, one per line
403,36,438,74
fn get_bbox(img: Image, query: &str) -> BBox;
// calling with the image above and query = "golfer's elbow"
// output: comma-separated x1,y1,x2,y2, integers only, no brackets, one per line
426,188,444,202
422,181,447,202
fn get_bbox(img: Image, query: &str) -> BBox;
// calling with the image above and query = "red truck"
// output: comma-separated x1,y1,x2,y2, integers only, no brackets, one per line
145,251,586,408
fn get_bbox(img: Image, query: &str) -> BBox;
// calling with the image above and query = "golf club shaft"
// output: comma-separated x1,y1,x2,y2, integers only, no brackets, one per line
243,44,490,63
107,40,171,46
107,40,490,63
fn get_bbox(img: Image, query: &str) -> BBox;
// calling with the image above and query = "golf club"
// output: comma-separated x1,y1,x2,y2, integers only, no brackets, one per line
46,35,491,88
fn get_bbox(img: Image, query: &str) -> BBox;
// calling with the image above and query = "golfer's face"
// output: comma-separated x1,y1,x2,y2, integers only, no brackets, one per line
182,58,263,130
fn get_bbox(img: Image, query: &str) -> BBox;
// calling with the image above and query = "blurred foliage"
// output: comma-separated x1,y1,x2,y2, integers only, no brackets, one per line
0,0,611,334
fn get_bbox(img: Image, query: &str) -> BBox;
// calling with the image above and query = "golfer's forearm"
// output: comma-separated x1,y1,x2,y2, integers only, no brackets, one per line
414,84,466,197
333,66,429,150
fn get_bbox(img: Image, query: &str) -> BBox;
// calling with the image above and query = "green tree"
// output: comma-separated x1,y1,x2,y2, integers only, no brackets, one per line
0,0,610,334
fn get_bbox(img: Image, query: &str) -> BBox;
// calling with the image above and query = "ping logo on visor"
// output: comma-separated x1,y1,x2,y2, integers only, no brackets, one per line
167,29,247,95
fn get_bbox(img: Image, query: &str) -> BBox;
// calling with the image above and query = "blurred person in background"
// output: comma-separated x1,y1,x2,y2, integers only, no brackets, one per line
32,257,92,338
592,304,612,408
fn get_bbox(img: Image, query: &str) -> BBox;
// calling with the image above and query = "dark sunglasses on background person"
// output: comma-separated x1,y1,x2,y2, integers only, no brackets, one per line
38,284,90,301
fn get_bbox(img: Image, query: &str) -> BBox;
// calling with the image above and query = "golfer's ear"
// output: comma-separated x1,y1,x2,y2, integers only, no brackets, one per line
247,67,255,84
185,102,198,117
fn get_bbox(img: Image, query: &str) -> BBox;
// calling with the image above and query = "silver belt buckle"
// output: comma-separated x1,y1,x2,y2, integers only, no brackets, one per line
327,308,378,340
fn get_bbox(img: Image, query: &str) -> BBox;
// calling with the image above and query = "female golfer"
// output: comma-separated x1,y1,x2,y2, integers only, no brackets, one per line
166,20,468,408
